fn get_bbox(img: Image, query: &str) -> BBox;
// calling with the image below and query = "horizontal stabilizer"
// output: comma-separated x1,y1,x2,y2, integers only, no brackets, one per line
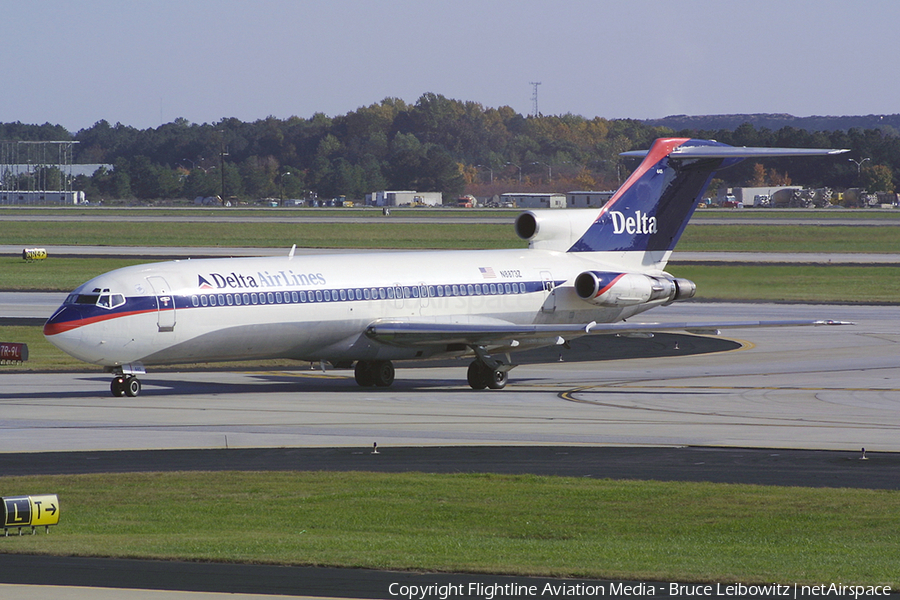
621,146,850,159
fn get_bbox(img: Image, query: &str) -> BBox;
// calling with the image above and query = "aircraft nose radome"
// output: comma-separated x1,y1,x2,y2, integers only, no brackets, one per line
43,306,87,358
44,305,82,337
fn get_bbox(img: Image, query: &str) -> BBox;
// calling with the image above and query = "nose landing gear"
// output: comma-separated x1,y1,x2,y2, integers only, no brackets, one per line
111,375,142,397
109,364,145,397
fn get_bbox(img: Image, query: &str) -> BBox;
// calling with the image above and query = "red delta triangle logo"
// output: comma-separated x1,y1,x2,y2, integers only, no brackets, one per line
198,275,215,290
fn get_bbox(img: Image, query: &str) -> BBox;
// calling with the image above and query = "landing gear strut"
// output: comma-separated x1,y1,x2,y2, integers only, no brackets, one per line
111,375,142,397
354,360,395,387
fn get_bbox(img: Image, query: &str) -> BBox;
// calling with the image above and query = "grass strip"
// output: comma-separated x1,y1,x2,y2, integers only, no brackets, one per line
668,264,900,303
691,209,900,220
0,221,524,250
0,257,151,291
676,224,899,253
0,207,517,219
3,220,900,253
0,471,896,586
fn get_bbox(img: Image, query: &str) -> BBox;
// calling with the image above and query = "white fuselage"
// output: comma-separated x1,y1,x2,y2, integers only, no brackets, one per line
45,247,667,369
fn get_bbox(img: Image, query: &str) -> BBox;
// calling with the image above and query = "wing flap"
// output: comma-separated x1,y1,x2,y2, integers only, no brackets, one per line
365,319,593,347
365,318,853,348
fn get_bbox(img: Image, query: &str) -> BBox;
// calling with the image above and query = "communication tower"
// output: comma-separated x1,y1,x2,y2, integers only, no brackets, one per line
529,81,542,117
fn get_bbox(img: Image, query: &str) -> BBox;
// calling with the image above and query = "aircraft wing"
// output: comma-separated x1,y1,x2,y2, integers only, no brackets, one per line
364,318,853,348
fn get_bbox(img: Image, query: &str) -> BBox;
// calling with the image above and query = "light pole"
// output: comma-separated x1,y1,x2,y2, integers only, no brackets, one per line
506,162,522,184
531,161,551,183
476,164,493,184
219,131,228,205
280,171,291,205
848,157,870,179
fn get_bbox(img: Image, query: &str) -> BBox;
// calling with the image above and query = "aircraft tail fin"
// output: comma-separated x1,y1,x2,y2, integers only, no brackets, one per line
568,138,848,267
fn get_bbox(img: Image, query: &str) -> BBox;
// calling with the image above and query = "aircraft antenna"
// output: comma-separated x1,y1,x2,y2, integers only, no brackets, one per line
529,81,542,117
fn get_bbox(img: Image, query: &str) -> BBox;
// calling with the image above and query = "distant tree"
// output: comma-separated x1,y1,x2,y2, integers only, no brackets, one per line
767,168,791,186
156,167,183,198
861,164,894,192
182,168,220,199
748,163,767,186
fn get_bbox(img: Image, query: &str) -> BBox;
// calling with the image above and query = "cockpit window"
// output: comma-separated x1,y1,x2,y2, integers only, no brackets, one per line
97,293,126,309
68,294,101,305
65,292,126,309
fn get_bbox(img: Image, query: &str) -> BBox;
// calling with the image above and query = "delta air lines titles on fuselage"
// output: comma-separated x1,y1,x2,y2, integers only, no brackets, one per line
199,269,327,291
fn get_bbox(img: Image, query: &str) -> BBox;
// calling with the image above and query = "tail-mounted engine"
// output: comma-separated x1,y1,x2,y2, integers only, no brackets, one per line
574,271,696,307
515,209,602,252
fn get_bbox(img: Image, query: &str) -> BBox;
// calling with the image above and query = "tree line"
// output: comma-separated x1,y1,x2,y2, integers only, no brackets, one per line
1,93,897,203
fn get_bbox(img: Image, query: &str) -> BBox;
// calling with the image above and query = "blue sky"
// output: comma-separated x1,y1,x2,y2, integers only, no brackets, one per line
6,0,899,131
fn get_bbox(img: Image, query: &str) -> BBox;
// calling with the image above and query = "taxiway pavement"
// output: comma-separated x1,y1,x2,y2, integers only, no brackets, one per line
1,303,897,453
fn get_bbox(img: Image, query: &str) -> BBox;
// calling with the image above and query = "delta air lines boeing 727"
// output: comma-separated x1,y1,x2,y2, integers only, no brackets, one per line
44,138,850,397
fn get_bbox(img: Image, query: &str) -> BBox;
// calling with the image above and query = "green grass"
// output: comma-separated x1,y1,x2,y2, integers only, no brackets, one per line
0,207,517,219
0,257,151,291
691,209,900,220
4,218,900,252
1,221,524,250
668,264,900,303
0,471,896,586
677,224,899,253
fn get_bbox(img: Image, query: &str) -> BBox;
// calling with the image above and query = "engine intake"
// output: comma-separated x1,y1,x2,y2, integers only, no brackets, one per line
574,271,695,307
514,209,600,252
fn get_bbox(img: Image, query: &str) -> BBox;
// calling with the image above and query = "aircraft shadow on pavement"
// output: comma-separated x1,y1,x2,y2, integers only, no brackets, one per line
408,332,742,367
0,334,740,398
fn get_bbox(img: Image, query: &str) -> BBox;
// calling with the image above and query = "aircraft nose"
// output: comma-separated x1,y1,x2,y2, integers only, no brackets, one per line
44,304,82,337
43,305,85,357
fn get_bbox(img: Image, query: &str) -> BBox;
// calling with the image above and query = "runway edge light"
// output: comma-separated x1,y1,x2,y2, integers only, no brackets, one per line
2,494,60,536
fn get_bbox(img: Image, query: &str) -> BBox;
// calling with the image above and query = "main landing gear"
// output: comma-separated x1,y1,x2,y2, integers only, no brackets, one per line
466,346,513,390
352,349,513,389
354,359,395,387
466,359,508,390
111,375,142,397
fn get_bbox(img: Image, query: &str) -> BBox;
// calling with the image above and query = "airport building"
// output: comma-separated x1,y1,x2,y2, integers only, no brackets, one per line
566,191,615,208
1,141,101,205
0,190,86,204
500,192,566,209
366,190,443,207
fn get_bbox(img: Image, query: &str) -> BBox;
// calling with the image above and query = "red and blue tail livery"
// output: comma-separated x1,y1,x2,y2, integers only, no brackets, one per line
569,138,847,255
